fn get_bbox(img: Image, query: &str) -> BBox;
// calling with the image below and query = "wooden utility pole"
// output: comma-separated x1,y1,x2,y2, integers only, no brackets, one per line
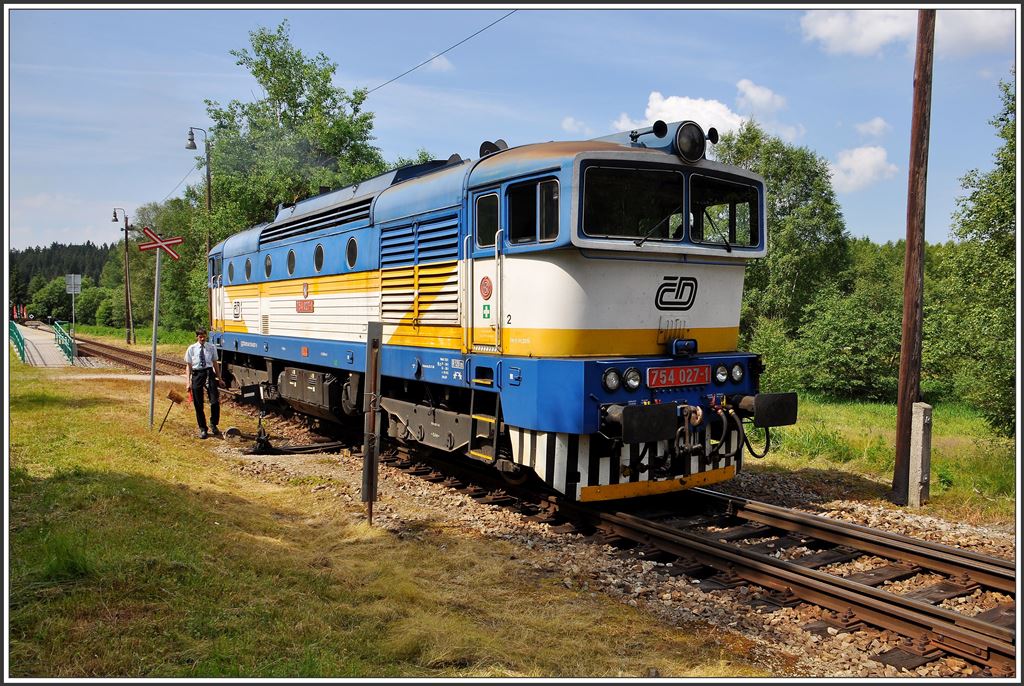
893,9,935,506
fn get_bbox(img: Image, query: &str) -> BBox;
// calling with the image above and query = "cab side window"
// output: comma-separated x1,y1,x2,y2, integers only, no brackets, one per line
507,178,559,244
476,193,499,247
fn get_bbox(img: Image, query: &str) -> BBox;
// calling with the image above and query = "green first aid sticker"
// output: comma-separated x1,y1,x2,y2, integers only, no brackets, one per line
482,304,491,319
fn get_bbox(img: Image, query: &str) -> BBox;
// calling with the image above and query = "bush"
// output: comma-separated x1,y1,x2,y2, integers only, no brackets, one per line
796,284,901,401
744,317,804,393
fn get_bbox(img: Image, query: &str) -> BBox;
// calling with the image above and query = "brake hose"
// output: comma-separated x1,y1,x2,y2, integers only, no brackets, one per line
743,422,772,458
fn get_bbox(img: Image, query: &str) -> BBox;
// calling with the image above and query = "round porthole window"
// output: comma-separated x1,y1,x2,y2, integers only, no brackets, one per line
245,258,252,281
287,250,296,275
227,261,235,283
264,254,272,278
314,244,324,272
346,237,358,269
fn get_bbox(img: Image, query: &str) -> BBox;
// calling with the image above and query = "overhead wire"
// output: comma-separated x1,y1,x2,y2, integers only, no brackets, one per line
161,164,199,203
157,11,517,203
365,9,517,95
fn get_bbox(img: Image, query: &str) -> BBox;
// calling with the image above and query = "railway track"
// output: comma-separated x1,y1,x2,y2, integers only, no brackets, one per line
375,448,1016,676
52,342,1016,675
73,336,183,375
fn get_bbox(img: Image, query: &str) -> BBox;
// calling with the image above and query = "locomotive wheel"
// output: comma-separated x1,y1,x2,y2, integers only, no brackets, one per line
500,464,531,486
496,446,531,485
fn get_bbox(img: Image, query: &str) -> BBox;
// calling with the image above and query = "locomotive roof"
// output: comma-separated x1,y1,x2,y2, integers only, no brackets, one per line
214,135,698,258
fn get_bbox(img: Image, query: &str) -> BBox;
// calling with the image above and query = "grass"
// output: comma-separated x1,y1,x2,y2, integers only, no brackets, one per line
75,324,196,346
754,393,1016,523
7,360,767,678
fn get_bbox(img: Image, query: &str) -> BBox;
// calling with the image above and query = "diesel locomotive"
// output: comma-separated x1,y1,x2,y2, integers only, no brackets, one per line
208,119,797,501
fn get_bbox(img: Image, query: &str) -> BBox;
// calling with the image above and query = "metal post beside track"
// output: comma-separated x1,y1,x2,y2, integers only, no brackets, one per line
362,322,383,524
148,248,163,429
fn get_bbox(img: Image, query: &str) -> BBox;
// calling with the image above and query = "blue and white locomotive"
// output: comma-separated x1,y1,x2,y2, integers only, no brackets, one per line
208,120,797,501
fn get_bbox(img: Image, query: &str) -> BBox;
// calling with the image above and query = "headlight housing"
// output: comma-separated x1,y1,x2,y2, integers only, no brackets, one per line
675,121,707,163
731,363,744,383
623,367,642,391
714,364,729,384
602,368,621,392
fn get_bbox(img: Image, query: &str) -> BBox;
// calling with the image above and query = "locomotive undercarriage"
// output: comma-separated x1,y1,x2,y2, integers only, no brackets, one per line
220,349,754,499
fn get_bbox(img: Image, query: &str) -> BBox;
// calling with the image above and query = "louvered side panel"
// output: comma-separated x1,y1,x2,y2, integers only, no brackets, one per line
417,215,460,262
260,198,372,246
380,223,416,268
416,260,460,323
380,265,416,322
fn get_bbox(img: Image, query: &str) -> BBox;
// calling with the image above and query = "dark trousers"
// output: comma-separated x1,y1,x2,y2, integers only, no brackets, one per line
191,368,220,430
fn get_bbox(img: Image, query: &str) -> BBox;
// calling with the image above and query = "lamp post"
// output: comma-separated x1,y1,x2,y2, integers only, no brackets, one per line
112,208,136,345
186,126,213,327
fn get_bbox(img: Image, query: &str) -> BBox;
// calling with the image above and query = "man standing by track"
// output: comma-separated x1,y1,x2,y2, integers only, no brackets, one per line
184,327,221,439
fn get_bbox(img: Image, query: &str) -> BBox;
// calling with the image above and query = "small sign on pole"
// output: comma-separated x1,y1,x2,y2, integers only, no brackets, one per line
65,274,80,362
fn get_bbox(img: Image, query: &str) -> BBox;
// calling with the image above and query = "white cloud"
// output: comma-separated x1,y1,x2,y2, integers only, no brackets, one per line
936,10,1016,57
829,146,898,193
855,116,890,137
772,122,807,143
801,10,915,57
424,53,454,72
561,116,594,137
801,9,1015,58
612,91,746,135
736,79,786,115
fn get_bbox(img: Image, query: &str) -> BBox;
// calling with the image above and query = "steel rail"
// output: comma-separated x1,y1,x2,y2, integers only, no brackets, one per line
691,488,1016,593
559,503,1014,669
74,338,182,374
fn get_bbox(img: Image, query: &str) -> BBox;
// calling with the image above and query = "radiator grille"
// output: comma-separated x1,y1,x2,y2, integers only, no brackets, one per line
261,315,270,335
259,198,372,246
380,215,461,324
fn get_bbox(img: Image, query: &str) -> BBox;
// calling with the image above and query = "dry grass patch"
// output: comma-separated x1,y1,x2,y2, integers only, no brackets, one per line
9,362,770,678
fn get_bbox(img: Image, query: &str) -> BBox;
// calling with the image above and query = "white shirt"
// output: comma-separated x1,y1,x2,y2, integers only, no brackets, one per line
184,341,218,371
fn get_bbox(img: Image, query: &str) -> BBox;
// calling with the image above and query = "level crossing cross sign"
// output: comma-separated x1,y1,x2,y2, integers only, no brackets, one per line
138,226,184,260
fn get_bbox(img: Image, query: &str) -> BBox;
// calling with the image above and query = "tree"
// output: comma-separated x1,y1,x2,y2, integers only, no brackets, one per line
796,240,904,400
159,20,391,333
76,286,110,325
714,122,851,333
28,276,72,321
27,274,48,301
203,19,386,231
940,75,1016,434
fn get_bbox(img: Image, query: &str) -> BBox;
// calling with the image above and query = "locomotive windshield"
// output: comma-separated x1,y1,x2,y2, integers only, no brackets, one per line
581,166,761,248
689,174,760,248
582,167,684,241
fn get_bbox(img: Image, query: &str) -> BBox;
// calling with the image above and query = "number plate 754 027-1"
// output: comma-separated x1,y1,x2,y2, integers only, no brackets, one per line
647,365,711,389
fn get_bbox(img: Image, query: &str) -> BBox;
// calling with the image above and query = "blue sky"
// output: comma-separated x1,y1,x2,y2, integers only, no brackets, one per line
6,5,1018,250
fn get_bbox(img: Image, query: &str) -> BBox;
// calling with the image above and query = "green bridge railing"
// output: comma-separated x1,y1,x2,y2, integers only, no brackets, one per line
9,321,26,362
53,320,76,364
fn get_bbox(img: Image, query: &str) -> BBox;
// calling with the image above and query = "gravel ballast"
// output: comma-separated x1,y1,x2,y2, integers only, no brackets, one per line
211,421,1016,679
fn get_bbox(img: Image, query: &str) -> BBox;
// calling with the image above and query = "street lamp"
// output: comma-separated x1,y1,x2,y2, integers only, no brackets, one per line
112,208,136,345
185,126,212,253
186,126,213,328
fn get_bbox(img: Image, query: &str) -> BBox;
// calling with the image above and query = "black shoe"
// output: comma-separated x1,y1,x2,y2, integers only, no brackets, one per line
211,426,222,437
199,430,209,439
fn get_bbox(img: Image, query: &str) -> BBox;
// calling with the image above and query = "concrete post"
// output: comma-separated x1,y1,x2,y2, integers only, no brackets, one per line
907,402,932,507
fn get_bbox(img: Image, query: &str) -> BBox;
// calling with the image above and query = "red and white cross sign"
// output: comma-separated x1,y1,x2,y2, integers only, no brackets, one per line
138,226,184,260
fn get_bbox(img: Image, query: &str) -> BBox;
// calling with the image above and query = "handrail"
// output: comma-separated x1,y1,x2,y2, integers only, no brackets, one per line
9,321,26,362
52,320,75,364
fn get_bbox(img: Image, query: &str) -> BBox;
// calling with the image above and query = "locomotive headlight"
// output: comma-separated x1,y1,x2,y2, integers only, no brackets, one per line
714,364,729,385
603,368,622,392
731,363,744,383
675,120,707,163
623,367,642,391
